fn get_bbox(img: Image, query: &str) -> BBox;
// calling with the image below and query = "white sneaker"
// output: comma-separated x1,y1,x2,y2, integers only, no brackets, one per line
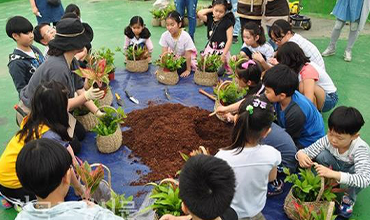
344,51,352,62
322,47,336,56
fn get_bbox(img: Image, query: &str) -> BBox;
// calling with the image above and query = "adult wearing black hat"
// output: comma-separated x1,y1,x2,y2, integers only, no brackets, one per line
19,18,104,154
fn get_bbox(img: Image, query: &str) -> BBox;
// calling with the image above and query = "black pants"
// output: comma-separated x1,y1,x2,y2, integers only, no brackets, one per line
177,62,188,75
0,184,36,203
70,120,86,154
240,18,262,37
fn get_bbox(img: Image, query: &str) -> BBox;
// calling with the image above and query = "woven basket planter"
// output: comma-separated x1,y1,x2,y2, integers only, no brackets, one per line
96,106,122,154
156,68,179,85
194,55,218,86
126,59,149,73
284,177,334,220
152,18,161,27
97,88,113,106
75,112,98,131
90,163,112,203
160,19,166,27
214,81,232,122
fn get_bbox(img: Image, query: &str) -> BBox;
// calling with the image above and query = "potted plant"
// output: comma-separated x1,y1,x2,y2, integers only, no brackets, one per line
150,8,162,27
146,178,182,218
74,160,105,200
92,106,126,153
103,191,133,219
155,52,186,85
160,4,175,27
194,54,223,86
283,168,337,220
116,46,149,73
96,47,116,81
292,201,336,220
73,105,99,131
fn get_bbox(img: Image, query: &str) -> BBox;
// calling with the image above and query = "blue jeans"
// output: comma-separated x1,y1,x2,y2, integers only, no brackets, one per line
322,92,339,112
175,0,198,40
230,0,241,37
315,149,362,202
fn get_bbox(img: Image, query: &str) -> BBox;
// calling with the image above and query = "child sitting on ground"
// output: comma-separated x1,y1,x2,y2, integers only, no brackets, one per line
65,4,81,19
296,106,370,219
239,22,274,70
263,64,325,149
160,154,238,220
124,16,153,61
197,0,235,75
159,11,197,77
14,138,121,219
276,42,338,112
6,16,45,94
216,95,281,219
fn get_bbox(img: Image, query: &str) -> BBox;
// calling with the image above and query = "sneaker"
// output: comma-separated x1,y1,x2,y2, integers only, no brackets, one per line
0,196,13,209
338,195,354,218
232,36,238,44
267,179,284,197
322,46,336,57
344,50,352,62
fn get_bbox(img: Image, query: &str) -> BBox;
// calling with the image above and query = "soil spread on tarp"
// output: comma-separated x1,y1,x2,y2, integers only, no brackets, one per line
121,103,233,184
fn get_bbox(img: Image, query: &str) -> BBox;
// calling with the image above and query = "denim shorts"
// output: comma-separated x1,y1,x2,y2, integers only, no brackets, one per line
322,91,339,112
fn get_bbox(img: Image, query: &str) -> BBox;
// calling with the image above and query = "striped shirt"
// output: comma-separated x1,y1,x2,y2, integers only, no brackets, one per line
301,136,370,188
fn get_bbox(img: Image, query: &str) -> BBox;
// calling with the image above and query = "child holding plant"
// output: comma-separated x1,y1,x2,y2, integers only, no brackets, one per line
0,82,83,206
215,95,281,219
160,155,238,220
296,106,370,219
239,22,274,70
14,138,121,220
159,11,197,77
197,0,235,74
124,16,153,61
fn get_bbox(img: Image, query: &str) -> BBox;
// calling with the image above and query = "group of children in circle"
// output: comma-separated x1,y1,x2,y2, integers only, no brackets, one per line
1,0,370,220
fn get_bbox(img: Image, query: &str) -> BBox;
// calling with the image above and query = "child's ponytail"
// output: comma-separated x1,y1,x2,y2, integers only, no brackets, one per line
227,95,274,154
243,22,266,45
124,16,151,39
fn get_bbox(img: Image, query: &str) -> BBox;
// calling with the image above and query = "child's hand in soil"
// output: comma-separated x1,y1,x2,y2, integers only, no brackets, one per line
159,214,192,220
296,150,313,168
180,70,191,78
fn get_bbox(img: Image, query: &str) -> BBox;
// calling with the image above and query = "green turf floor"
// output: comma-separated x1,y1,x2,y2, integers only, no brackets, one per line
0,0,369,219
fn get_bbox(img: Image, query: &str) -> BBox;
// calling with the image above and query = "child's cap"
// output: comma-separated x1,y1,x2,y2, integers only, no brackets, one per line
6,16,33,39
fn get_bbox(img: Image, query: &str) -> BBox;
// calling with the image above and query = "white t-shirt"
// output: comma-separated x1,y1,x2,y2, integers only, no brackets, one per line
289,34,325,71
299,62,337,94
159,30,196,56
16,48,36,58
215,145,281,218
241,43,274,60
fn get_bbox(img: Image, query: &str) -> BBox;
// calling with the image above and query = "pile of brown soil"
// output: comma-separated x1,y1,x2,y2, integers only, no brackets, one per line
122,103,233,184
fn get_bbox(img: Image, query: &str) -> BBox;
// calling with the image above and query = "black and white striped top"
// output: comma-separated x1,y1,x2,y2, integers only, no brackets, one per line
300,135,370,188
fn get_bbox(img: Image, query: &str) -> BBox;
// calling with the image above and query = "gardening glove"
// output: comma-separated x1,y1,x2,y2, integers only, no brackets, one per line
94,110,105,118
84,87,104,101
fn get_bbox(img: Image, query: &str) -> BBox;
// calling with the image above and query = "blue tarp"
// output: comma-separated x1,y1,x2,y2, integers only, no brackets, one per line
76,65,291,219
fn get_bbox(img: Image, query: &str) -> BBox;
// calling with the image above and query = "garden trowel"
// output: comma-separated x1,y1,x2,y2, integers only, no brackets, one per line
125,90,139,104
164,87,171,100
115,93,125,107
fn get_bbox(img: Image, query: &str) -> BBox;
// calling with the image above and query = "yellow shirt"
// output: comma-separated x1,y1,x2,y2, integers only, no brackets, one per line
0,119,50,189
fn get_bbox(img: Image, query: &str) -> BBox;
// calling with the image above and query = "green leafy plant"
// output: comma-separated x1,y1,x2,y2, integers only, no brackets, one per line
155,53,186,72
146,179,182,218
74,159,105,200
197,54,223,72
92,107,126,136
73,106,90,116
104,191,133,219
74,55,112,87
214,81,248,106
95,47,115,71
283,168,337,202
160,4,176,20
229,55,245,75
150,8,162,19
116,45,149,61
292,201,336,220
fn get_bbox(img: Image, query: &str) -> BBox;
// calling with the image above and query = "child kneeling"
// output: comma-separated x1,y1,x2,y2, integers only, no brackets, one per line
296,106,370,219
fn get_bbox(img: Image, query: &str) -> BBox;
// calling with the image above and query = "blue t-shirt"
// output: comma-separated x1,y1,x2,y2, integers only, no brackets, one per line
274,91,325,149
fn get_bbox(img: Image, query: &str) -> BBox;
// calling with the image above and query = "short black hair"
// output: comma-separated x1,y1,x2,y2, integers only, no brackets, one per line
166,11,183,27
179,155,235,220
236,59,262,85
263,64,298,97
277,42,310,74
65,4,81,17
16,138,72,199
6,16,33,40
268,19,294,40
33,23,49,45
328,106,365,135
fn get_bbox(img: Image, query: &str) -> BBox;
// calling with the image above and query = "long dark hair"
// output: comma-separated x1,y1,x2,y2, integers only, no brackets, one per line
124,16,151,39
227,95,274,154
17,81,71,143
243,22,266,45
276,41,310,74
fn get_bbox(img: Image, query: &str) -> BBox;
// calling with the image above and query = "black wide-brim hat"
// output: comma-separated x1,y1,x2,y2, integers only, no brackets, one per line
48,18,93,51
